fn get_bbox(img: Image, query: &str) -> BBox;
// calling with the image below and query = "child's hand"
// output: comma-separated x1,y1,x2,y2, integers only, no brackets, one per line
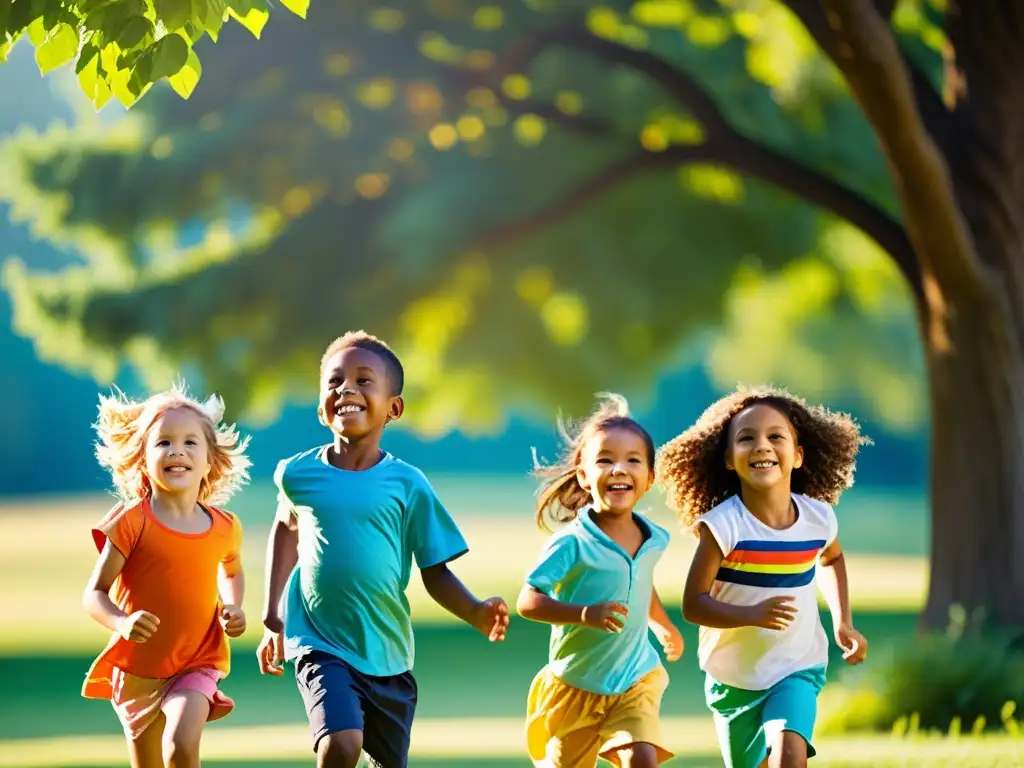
471,596,509,642
117,610,160,643
747,596,797,631
257,628,285,676
221,604,246,638
836,623,868,664
654,623,685,662
582,601,629,633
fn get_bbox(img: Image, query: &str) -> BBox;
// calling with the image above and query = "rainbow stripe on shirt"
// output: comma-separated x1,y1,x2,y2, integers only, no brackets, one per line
716,539,827,588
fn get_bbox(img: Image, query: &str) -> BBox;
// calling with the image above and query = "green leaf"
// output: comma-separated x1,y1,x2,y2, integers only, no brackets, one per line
26,17,47,45
109,66,138,107
76,40,100,73
148,32,189,80
153,0,192,31
224,0,268,38
77,51,113,109
35,23,79,74
0,39,16,64
116,16,155,49
277,0,309,20
167,45,201,98
226,5,268,38
200,0,226,42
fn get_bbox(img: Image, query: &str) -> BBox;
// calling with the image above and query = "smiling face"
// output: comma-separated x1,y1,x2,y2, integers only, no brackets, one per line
143,407,211,498
318,346,404,440
725,403,804,494
576,426,655,516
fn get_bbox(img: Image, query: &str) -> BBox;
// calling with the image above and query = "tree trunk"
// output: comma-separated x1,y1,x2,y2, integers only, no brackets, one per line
920,1,1024,630
922,282,1024,629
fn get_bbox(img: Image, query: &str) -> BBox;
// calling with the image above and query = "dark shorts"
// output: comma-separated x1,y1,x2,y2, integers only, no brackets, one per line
294,650,418,767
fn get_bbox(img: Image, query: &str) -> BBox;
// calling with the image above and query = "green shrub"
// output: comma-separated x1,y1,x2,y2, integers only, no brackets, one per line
820,608,1024,735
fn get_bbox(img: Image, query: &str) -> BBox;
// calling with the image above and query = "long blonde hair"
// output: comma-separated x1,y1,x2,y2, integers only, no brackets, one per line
94,381,251,505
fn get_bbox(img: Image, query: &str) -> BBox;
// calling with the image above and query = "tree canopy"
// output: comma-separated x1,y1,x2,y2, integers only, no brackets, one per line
0,0,942,435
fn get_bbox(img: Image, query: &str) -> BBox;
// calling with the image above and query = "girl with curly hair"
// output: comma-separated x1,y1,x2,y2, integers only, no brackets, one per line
518,393,683,768
81,383,251,768
656,386,869,768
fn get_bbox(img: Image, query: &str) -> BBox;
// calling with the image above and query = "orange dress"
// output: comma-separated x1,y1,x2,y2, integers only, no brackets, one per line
83,497,243,700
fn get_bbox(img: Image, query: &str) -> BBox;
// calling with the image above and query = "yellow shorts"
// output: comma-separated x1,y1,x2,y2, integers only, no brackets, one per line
525,665,674,767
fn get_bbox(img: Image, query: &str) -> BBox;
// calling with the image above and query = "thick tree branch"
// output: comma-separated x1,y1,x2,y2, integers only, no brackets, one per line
552,25,921,297
812,0,987,301
781,0,952,154
452,18,921,296
469,150,704,252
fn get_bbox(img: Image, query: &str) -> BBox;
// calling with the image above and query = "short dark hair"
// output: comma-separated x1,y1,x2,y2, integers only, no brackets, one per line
320,331,405,396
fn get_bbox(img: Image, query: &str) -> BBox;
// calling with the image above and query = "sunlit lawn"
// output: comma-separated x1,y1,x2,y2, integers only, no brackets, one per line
4,485,1020,765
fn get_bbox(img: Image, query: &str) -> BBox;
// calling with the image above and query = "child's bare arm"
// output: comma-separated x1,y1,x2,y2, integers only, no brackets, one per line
83,539,159,641
818,539,868,663
262,517,298,633
218,567,246,607
648,587,674,632
421,562,508,641
219,565,247,638
517,585,628,632
649,586,684,661
683,524,796,630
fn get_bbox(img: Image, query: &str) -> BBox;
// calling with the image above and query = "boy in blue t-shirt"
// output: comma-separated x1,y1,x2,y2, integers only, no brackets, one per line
258,331,509,768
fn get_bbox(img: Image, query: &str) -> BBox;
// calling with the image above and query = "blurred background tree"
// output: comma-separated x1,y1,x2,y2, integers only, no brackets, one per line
3,0,1022,631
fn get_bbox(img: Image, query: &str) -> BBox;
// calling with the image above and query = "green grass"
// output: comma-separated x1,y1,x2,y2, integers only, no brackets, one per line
4,486,1019,765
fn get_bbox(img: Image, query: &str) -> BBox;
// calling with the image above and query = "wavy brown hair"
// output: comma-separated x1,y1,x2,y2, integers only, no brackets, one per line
656,385,868,532
533,393,655,531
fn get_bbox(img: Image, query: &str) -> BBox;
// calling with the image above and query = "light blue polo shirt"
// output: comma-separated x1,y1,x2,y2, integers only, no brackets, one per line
525,508,671,695
275,446,468,677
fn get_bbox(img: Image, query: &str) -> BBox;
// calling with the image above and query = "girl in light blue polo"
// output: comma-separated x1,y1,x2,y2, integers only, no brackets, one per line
517,393,683,768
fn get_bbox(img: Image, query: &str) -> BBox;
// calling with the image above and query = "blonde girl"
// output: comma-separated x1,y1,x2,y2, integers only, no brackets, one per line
82,383,251,768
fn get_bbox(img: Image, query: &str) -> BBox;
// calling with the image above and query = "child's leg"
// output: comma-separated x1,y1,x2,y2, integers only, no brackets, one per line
127,713,165,768
294,650,370,768
161,690,211,768
354,670,418,768
611,742,659,768
765,731,807,768
704,675,769,768
760,666,826,768
316,731,364,768
598,668,674,767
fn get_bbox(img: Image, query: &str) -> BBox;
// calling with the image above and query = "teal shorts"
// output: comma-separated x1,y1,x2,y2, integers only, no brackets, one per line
705,666,826,768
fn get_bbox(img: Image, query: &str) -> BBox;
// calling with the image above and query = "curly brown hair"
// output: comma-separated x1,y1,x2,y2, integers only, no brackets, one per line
533,393,655,532
656,385,869,532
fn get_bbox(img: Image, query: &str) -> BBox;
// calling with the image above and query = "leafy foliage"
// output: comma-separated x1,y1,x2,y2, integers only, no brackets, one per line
821,608,1024,735
0,0,941,433
0,0,308,109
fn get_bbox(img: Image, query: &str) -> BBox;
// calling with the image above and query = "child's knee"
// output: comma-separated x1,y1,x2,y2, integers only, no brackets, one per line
316,729,363,768
161,730,200,768
768,730,808,768
615,742,659,768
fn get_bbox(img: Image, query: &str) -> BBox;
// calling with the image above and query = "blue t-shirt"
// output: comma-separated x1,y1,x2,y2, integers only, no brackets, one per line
525,508,671,695
275,446,468,676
